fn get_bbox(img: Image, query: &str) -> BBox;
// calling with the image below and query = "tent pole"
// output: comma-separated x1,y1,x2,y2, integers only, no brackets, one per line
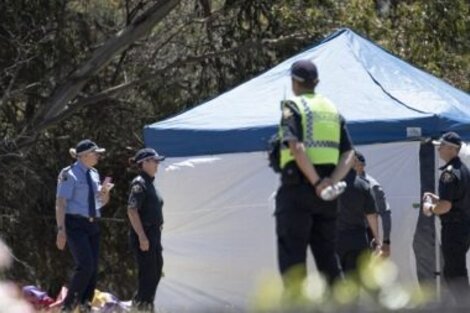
434,216,441,301
414,141,438,296
433,144,441,302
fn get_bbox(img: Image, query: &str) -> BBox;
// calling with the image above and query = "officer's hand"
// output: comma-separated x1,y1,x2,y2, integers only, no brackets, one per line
315,177,332,198
380,244,391,258
101,182,114,194
370,237,381,252
56,231,66,250
139,235,149,251
99,186,111,206
422,203,434,217
422,192,438,204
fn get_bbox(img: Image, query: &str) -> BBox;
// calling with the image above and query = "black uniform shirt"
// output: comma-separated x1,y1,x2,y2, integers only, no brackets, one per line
280,96,354,179
438,157,470,223
128,171,164,227
337,170,377,232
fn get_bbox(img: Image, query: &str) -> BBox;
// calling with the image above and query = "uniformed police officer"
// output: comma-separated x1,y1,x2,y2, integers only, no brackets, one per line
275,59,355,296
354,151,392,257
337,166,379,274
423,132,470,303
55,139,111,312
127,148,165,311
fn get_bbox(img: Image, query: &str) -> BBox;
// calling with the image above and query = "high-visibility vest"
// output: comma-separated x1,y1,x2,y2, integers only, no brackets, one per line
279,93,340,168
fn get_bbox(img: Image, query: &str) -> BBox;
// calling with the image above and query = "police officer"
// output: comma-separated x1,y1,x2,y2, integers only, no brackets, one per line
275,59,355,295
337,165,379,274
354,151,392,257
423,132,470,303
55,139,111,312
127,148,165,311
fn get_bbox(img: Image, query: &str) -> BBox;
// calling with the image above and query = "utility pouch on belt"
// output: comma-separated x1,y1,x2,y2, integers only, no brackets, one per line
267,133,281,173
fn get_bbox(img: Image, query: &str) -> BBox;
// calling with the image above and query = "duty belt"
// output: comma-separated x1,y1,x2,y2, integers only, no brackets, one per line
67,214,97,223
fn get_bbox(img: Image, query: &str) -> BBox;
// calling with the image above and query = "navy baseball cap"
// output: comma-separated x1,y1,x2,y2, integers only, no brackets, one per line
432,132,462,148
134,148,165,163
72,139,105,156
291,59,318,82
355,151,366,165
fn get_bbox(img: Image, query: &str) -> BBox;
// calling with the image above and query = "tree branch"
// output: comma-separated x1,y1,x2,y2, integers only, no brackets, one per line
33,31,312,130
35,0,181,128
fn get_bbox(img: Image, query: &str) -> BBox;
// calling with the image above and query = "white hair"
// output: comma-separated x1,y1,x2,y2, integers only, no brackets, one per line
459,142,470,167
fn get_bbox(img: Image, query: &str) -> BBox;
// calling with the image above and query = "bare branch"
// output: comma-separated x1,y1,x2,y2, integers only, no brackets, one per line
36,0,181,128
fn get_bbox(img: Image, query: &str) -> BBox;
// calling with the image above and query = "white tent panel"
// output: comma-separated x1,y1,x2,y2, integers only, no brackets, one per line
155,142,421,311
155,153,280,311
459,142,470,167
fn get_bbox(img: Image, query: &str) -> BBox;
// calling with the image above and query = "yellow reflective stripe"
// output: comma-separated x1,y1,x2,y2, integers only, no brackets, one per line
304,141,339,148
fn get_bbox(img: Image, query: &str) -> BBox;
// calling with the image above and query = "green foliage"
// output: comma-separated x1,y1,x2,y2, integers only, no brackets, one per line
0,0,468,300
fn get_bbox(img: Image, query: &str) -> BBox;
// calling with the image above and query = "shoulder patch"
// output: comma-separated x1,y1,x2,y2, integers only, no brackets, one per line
131,175,145,193
131,184,143,193
441,171,455,183
58,166,71,182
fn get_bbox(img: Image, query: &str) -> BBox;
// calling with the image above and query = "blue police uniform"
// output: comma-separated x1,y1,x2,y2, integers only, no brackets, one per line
56,140,105,311
128,148,165,311
437,156,470,301
57,162,102,217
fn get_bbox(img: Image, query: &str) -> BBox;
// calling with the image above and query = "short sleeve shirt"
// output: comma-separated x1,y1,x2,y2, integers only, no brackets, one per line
364,174,390,213
128,172,164,227
438,157,470,223
56,161,102,217
337,170,377,231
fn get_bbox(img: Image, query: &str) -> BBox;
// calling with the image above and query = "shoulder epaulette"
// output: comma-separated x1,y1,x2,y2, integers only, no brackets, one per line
58,166,72,182
281,99,300,113
132,175,145,185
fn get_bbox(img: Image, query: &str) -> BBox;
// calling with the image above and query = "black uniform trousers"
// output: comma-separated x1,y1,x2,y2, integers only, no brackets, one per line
62,214,100,310
336,229,369,274
275,184,341,287
441,222,470,302
130,224,163,310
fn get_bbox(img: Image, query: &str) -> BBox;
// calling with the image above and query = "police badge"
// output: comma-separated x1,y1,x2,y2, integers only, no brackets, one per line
441,172,454,183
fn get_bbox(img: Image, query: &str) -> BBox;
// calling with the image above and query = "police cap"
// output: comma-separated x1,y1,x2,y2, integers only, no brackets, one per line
134,148,165,163
70,139,105,157
432,132,462,148
291,59,318,83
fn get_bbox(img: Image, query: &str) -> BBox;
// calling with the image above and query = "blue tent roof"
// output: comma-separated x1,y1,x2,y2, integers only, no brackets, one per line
144,28,470,157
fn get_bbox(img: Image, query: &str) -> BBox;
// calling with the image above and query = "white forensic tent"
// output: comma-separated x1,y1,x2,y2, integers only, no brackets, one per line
143,28,470,311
